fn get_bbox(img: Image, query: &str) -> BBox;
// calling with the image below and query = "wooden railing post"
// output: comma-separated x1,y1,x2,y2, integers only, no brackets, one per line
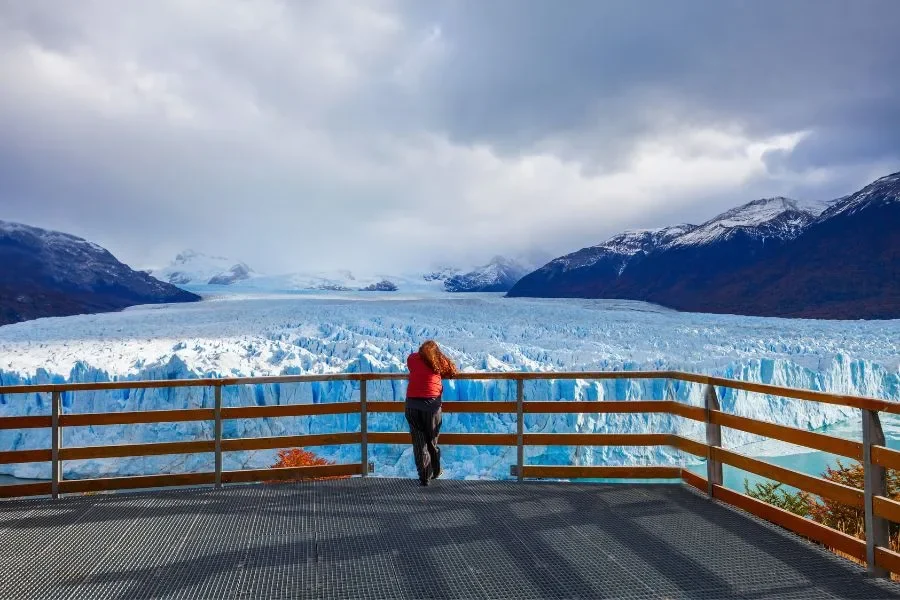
360,378,368,477
704,385,722,498
516,378,524,482
51,390,61,499
863,409,889,578
214,385,223,489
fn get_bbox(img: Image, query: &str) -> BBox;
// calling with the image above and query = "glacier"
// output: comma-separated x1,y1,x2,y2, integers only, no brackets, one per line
0,290,898,482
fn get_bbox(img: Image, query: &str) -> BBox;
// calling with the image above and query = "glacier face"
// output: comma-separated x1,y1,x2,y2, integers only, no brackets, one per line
0,292,898,481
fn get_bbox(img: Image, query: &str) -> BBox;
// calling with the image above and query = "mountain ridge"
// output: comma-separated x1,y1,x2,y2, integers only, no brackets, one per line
508,171,900,319
0,221,200,326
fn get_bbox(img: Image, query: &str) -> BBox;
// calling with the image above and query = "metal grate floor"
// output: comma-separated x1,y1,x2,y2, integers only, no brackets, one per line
1,478,899,599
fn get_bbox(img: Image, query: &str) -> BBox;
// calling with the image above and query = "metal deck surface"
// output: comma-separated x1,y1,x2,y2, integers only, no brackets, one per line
1,478,899,599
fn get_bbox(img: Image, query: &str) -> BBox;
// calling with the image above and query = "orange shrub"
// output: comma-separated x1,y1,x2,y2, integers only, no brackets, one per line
270,448,349,481
805,461,900,549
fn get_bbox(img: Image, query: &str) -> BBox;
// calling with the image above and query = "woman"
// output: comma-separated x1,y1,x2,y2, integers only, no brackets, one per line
406,340,457,486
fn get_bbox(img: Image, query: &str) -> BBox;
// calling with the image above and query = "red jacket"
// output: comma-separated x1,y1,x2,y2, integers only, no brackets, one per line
407,353,442,398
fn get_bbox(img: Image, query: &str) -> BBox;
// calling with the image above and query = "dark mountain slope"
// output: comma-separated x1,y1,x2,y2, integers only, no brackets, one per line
508,172,899,319
0,221,200,326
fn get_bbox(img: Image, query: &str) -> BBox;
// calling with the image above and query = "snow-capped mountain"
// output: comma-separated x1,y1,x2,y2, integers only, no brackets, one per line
442,256,533,292
229,270,410,292
150,250,255,286
668,197,820,248
509,171,899,319
536,225,695,280
713,170,900,319
819,171,900,219
0,221,199,326
193,257,533,294
423,267,461,283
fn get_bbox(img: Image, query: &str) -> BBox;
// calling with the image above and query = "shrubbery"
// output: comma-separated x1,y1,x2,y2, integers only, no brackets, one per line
270,448,350,480
745,460,900,551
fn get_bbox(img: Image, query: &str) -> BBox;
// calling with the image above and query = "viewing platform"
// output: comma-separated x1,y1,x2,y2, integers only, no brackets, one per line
3,371,900,598
5,478,900,599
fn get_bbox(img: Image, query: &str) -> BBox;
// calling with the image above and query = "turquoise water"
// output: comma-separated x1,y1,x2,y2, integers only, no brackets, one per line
687,415,900,494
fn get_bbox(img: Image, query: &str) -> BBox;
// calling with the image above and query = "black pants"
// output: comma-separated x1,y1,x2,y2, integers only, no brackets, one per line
405,404,442,482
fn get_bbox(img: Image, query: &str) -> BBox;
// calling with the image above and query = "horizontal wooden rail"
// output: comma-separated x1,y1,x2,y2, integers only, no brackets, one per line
60,472,216,494
0,399,719,429
221,403,361,419
712,485,867,562
876,547,900,575
61,440,215,461
367,432,408,444
0,415,52,430
874,496,900,524
667,403,706,421
1,370,895,413
712,447,864,508
52,464,364,494
0,371,675,394
681,469,707,492
368,432,517,445
0,449,52,464
221,433,360,452
0,482,52,498
710,411,863,460
365,401,405,413
442,401,518,413
705,376,900,414
520,465,682,479
522,401,672,414
669,435,708,457
523,433,670,446
222,463,363,483
60,408,215,427
872,446,900,471
354,401,519,413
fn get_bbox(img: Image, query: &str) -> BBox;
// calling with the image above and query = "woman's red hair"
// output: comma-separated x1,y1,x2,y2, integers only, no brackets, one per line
418,340,458,378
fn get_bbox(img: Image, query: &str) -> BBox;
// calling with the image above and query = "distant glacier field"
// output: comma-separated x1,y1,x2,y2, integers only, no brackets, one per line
0,289,898,482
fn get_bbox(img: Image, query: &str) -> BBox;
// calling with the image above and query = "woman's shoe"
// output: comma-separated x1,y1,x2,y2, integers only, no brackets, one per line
431,468,443,480
419,478,429,487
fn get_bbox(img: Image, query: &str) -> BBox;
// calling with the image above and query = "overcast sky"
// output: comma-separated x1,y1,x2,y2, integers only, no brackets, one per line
1,0,898,273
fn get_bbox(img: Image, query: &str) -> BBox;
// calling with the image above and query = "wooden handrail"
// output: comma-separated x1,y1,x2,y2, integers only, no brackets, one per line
518,465,681,479
522,433,670,446
0,415,52,430
680,469,707,492
522,400,673,414
221,403,361,419
712,485,867,562
220,433,361,452
0,449,52,464
712,447,865,507
874,496,900,524
876,547,900,574
710,411,863,460
669,435,707,457
61,440,216,461
60,408,215,427
1,370,896,412
872,445,900,470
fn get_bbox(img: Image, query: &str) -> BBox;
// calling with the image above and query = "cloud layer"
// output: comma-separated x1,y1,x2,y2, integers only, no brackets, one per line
1,0,898,273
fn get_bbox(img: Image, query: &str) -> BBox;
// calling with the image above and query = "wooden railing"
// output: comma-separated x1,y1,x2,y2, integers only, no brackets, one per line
0,370,898,577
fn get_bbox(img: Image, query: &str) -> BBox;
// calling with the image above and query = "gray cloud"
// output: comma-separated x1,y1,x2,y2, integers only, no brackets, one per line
0,0,898,274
